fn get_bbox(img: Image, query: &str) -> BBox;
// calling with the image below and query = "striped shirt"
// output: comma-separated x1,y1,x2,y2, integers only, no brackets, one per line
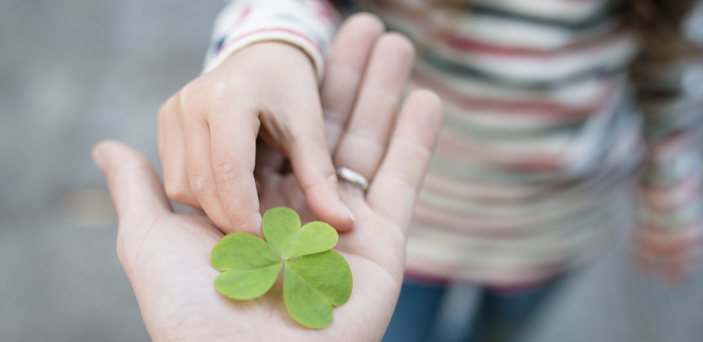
204,0,703,286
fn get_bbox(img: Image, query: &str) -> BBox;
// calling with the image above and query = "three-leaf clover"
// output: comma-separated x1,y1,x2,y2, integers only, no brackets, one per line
210,207,353,329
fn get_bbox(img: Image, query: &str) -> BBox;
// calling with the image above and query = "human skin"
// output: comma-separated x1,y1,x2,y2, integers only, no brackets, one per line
156,14,397,236
94,15,444,341
92,90,441,341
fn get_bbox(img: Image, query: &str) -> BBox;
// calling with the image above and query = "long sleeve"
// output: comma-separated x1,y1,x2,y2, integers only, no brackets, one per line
364,0,642,285
203,0,343,82
631,1,703,234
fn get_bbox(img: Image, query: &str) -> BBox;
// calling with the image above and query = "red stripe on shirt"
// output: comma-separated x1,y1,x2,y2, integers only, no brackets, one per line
412,69,613,119
442,25,630,58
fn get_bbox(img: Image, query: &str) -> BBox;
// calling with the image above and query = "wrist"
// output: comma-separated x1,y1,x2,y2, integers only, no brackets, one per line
205,33,325,83
216,41,318,87
236,40,315,72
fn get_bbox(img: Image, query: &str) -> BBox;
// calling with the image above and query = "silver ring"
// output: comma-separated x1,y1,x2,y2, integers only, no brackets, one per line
336,167,369,191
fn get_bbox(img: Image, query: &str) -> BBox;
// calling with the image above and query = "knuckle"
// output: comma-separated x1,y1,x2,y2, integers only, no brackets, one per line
179,77,214,110
178,73,248,115
211,80,249,107
178,82,199,109
213,162,242,183
210,80,232,102
189,174,213,196
182,73,257,115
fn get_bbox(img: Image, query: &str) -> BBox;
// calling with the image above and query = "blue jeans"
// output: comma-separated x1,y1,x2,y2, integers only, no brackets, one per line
382,279,561,342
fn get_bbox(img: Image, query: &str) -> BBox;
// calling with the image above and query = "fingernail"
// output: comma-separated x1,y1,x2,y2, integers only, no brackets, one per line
92,146,106,172
343,203,356,225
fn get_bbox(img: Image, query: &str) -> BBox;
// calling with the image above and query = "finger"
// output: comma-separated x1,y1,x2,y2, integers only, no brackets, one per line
158,98,200,209
287,105,356,232
367,90,442,229
334,33,416,180
92,140,171,219
180,105,240,235
254,139,286,178
322,13,385,150
208,105,263,236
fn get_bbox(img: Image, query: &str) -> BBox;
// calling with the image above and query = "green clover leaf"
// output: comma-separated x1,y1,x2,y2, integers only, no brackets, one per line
285,250,353,328
210,207,353,329
210,233,282,300
263,208,339,259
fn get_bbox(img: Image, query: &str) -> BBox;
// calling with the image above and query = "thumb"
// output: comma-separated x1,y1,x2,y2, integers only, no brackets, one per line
287,124,355,232
92,140,172,219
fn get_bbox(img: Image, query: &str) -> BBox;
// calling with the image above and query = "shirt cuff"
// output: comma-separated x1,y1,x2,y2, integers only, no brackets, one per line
203,27,326,83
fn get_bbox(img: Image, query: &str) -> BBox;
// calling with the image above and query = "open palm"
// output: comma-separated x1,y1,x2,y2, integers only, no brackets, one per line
93,14,442,342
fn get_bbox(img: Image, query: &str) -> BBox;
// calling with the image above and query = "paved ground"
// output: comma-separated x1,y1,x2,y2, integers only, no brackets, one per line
1,1,702,341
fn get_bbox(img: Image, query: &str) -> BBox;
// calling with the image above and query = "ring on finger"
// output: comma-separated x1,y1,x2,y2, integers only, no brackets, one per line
336,167,369,191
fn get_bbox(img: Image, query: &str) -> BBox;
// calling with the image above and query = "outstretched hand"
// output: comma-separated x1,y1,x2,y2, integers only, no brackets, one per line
94,14,442,342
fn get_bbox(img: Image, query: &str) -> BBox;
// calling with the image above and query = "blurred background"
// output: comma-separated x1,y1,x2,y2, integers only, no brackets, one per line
1,0,703,341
